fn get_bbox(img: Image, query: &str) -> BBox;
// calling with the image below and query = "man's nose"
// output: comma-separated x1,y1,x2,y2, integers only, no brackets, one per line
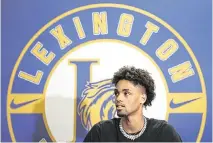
116,93,124,101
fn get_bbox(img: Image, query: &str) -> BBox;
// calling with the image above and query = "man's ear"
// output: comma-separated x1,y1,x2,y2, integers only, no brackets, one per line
140,94,147,104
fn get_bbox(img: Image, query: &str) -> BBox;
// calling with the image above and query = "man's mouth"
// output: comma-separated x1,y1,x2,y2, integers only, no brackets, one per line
116,105,125,109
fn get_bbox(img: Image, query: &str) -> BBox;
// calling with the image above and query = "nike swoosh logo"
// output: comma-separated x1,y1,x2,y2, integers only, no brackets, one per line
170,97,201,108
10,98,39,109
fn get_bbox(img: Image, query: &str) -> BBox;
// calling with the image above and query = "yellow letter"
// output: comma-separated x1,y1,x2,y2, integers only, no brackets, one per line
50,25,72,49
140,21,159,45
73,17,86,39
31,42,55,65
117,13,134,37
168,61,195,83
92,12,108,35
156,39,178,61
18,70,43,85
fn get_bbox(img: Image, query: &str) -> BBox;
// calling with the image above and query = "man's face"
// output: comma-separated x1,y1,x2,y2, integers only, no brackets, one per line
114,80,146,117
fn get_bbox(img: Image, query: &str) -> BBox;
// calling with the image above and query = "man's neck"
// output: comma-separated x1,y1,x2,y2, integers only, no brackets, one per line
121,111,144,134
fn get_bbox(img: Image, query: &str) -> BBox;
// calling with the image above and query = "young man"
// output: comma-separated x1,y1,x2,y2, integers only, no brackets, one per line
83,66,182,142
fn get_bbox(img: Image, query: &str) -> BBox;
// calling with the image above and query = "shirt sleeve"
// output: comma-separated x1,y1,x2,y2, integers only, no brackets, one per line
83,123,101,142
158,123,182,142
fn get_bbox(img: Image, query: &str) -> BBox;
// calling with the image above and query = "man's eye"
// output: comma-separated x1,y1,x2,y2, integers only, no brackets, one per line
114,92,119,96
124,92,130,96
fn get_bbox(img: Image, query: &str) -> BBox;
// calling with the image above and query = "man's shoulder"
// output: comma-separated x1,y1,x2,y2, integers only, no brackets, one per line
147,117,178,133
95,118,120,127
89,118,119,134
147,118,182,141
147,118,168,129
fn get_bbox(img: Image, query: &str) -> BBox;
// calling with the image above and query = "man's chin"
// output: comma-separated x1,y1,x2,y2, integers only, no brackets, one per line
117,112,126,117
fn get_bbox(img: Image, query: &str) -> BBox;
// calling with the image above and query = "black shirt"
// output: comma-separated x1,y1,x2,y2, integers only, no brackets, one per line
83,117,182,142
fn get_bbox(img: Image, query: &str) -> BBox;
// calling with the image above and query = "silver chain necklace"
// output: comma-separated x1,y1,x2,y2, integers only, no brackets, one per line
119,116,147,141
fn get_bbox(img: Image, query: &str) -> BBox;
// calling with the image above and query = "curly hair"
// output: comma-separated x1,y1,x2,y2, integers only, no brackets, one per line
112,66,156,107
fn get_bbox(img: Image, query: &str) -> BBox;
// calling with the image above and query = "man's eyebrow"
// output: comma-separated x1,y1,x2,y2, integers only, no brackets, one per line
114,89,132,92
122,89,131,92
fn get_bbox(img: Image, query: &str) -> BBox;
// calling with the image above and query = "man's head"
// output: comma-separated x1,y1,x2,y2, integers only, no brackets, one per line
112,66,156,117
